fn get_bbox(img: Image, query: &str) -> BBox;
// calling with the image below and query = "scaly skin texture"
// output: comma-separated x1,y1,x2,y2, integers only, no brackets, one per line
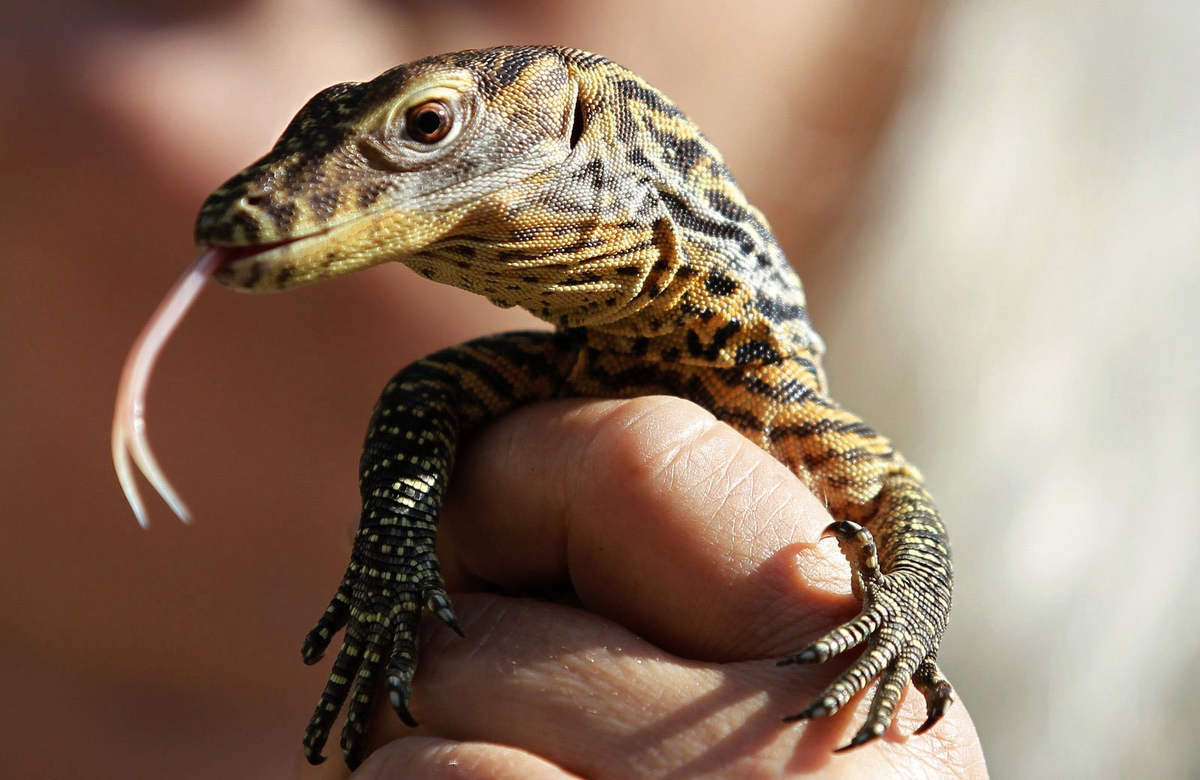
195,46,955,770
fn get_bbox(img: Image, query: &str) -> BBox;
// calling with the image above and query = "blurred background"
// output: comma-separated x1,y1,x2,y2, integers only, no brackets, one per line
2,1,1197,778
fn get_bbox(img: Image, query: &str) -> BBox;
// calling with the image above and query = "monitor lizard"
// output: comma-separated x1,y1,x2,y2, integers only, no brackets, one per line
177,45,954,769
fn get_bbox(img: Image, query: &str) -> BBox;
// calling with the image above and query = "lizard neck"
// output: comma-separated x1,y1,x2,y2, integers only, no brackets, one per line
566,211,826,367
548,49,824,367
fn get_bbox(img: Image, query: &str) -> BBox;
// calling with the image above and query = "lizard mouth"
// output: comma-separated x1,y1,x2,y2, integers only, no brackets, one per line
209,237,300,265
203,227,337,291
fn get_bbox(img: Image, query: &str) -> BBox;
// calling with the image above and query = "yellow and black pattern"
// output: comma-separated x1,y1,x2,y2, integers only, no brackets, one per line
196,46,954,768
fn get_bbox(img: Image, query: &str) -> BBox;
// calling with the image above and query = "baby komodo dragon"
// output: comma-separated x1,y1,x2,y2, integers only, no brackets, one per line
193,46,954,768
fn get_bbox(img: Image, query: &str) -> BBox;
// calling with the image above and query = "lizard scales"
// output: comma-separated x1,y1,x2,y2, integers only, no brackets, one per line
194,46,955,769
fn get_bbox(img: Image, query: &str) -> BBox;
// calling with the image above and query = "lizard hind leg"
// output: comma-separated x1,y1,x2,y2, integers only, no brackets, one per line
777,479,955,750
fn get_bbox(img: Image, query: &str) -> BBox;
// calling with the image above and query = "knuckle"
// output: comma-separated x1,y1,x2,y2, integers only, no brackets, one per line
584,396,719,481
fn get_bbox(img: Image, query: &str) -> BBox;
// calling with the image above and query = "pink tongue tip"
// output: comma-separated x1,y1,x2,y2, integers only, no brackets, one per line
112,249,224,527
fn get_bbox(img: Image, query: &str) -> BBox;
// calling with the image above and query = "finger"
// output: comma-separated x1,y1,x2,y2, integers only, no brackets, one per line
351,736,578,780
439,396,854,662
375,594,985,780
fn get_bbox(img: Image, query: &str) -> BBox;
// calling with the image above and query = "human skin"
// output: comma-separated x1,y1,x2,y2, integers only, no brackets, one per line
299,398,987,779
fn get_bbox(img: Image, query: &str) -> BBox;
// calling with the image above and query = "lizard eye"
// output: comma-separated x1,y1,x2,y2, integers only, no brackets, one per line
405,101,452,144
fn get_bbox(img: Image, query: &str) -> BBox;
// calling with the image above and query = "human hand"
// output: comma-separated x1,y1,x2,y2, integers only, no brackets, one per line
311,397,985,779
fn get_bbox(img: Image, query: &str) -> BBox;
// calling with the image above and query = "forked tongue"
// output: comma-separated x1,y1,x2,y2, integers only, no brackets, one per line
112,249,224,527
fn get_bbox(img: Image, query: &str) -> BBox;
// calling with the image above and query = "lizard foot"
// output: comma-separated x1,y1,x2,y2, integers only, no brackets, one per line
299,538,461,769
778,521,954,750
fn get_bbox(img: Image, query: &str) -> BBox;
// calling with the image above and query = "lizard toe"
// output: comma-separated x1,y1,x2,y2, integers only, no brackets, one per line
385,602,423,728
302,628,364,765
913,659,956,734
425,588,464,637
820,520,881,599
834,644,924,750
777,610,881,666
785,632,896,723
339,618,389,770
301,570,355,664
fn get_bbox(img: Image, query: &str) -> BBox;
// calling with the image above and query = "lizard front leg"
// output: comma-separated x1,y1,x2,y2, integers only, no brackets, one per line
299,331,575,768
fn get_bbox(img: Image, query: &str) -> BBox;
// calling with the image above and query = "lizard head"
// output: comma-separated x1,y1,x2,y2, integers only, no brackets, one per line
197,46,811,343
197,47,581,294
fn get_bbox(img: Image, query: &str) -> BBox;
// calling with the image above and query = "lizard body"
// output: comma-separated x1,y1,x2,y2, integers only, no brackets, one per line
194,46,954,769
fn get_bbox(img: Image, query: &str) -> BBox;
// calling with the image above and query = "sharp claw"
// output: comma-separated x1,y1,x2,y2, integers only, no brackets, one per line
302,590,352,665
820,520,863,541
834,722,887,753
300,635,326,665
913,661,956,734
387,674,420,727
427,592,464,636
341,722,368,771
784,695,839,722
914,688,955,734
914,712,942,735
436,607,465,638
778,645,825,665
303,726,330,766
397,705,419,728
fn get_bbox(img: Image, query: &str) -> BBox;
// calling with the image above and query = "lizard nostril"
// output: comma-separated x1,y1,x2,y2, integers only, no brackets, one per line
242,193,268,209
